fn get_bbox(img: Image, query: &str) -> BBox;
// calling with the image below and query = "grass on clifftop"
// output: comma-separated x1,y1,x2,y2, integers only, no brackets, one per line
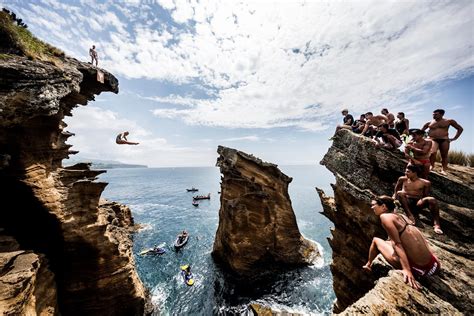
0,10,64,63
435,150,474,167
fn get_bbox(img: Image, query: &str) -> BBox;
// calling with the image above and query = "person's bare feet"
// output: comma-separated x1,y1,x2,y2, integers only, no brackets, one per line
362,263,372,272
434,225,444,235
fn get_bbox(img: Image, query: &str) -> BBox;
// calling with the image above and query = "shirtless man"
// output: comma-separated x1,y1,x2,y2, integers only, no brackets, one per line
374,123,402,150
116,131,139,145
405,129,432,179
393,165,442,234
421,109,463,174
361,112,388,136
89,45,98,66
381,108,395,129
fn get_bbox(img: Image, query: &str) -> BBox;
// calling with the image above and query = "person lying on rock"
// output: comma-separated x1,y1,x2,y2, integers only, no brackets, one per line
116,131,139,145
405,129,432,179
393,165,442,234
363,195,440,289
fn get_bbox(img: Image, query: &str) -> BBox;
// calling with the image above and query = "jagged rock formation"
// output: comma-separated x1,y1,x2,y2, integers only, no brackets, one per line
318,129,473,314
213,146,320,278
0,235,57,315
0,16,150,315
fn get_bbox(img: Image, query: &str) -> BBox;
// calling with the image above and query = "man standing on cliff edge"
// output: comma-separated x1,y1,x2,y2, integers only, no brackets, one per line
421,109,463,174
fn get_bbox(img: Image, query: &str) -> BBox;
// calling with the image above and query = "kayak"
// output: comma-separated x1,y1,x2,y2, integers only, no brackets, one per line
139,245,166,255
180,265,195,286
174,234,189,249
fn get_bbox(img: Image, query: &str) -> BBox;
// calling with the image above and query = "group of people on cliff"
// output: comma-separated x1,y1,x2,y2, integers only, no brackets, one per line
334,108,463,175
333,107,464,289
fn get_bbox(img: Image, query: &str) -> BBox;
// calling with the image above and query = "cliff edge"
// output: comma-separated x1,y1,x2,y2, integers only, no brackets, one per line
318,129,473,314
0,12,150,315
213,146,320,278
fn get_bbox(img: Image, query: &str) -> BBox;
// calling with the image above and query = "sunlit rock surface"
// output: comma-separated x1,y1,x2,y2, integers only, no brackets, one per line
318,129,473,314
0,20,150,315
213,146,320,278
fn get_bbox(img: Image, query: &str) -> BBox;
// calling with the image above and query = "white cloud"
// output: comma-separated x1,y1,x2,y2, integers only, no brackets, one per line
7,0,474,132
64,106,216,167
218,135,276,143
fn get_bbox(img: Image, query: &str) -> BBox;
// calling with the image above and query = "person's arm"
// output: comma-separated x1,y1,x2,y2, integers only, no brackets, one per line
449,120,464,141
361,122,370,134
393,177,403,198
404,119,410,134
421,121,429,131
381,215,420,289
409,141,431,155
422,179,431,198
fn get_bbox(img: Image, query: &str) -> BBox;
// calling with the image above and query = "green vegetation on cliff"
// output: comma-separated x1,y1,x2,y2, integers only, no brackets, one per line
0,9,64,62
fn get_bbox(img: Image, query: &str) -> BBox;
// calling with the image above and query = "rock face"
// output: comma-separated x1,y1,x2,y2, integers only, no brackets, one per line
318,129,473,314
0,24,150,316
213,146,320,278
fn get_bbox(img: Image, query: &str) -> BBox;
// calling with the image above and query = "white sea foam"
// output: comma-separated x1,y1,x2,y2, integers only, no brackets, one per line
151,283,168,308
304,237,325,269
252,300,328,316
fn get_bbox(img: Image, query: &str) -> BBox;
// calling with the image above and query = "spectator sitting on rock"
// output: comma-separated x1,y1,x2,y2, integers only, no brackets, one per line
373,123,402,150
405,129,432,179
363,195,440,290
361,112,387,137
352,114,366,134
381,108,395,129
393,165,442,234
335,108,354,132
395,112,410,138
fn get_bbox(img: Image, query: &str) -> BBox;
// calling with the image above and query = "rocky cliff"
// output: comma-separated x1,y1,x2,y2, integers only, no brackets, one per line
213,146,320,278
318,129,473,314
0,13,150,315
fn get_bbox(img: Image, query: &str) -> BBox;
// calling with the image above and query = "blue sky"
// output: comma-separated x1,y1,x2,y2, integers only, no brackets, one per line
2,0,473,167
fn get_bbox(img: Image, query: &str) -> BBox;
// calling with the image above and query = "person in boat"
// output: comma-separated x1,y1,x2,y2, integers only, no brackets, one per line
116,131,139,145
363,195,440,289
393,165,442,234
183,265,192,281
178,230,188,243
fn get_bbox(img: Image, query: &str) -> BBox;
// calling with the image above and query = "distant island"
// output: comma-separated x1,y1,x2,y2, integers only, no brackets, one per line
64,158,148,169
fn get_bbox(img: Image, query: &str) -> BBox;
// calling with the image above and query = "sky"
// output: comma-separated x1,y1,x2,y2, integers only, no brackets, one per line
2,0,473,167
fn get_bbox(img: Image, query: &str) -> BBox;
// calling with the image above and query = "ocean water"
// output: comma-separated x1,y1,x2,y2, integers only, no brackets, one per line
99,165,335,315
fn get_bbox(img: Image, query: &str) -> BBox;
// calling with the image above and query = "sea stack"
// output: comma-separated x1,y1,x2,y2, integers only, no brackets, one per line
212,146,320,278
318,129,473,314
0,12,150,315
